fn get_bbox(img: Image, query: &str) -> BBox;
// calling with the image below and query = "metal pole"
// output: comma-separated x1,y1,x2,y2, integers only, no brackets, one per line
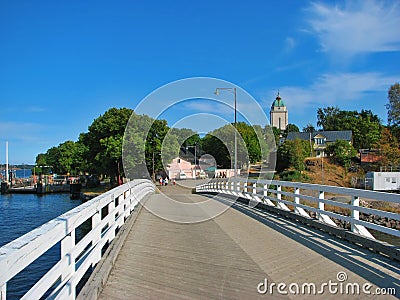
5,141,9,183
152,152,155,182
214,87,238,177
321,155,324,184
234,88,237,177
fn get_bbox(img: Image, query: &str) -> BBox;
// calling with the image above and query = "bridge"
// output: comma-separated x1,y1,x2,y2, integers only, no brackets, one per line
0,178,399,299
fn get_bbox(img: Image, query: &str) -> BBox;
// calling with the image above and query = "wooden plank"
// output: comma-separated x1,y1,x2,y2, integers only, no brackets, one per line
96,186,399,299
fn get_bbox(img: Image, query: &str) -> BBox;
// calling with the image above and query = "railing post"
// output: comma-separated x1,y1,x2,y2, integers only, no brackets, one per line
277,185,281,201
1,283,6,300
293,187,309,217
109,194,116,240
318,190,324,210
294,187,300,205
350,195,374,238
317,190,337,226
351,196,360,233
92,212,102,264
61,229,76,299
263,183,268,198
262,183,274,206
275,184,290,211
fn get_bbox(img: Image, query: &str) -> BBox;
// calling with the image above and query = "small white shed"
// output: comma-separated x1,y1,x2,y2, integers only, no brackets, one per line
365,172,400,191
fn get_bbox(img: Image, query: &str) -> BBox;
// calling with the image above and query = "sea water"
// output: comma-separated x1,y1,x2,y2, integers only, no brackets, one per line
0,193,82,299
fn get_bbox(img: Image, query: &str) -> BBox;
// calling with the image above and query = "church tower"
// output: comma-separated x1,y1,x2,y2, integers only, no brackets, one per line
270,92,288,131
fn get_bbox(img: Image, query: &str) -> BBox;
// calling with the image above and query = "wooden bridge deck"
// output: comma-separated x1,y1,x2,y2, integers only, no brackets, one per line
94,184,399,299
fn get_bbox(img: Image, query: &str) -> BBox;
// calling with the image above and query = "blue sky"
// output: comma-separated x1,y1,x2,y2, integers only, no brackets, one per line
0,0,399,164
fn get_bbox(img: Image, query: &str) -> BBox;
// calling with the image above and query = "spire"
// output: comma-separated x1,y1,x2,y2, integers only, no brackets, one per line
271,91,285,108
276,90,281,101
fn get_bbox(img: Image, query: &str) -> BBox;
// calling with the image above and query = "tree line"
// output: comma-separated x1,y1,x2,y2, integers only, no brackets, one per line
35,108,274,182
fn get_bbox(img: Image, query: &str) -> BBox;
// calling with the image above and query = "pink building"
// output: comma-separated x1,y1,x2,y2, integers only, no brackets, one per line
167,157,194,179
167,157,239,179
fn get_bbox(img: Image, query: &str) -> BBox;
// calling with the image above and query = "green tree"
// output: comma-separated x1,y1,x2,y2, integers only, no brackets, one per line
34,153,49,175
201,122,270,169
170,128,201,147
83,107,133,183
144,119,181,177
303,123,315,133
236,122,268,164
386,83,400,126
375,127,400,166
201,134,230,168
325,140,357,171
45,146,61,174
283,123,300,138
72,139,89,174
277,139,310,172
57,141,78,174
35,153,47,166
145,119,168,172
35,141,82,175
264,125,281,145
317,106,381,149
317,106,341,130
122,113,153,179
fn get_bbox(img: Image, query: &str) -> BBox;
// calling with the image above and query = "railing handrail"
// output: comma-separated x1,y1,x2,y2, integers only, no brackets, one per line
225,178,400,203
0,179,155,300
196,178,400,240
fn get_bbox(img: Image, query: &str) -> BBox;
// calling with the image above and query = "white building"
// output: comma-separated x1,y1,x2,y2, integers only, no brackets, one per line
365,172,400,191
270,92,288,131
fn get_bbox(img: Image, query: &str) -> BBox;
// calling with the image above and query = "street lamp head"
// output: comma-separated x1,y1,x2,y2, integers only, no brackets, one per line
214,89,219,96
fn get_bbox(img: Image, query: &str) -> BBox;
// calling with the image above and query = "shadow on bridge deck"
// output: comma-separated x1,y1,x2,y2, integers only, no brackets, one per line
83,185,399,299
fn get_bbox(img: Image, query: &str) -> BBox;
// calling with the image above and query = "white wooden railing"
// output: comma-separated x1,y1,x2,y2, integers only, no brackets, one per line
0,179,155,300
196,178,400,239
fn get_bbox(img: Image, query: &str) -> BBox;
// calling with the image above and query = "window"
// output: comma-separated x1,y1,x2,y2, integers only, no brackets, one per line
315,138,326,145
386,177,391,183
177,159,180,163
392,178,397,183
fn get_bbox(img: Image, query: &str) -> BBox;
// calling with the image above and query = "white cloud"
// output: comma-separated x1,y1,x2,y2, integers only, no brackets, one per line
306,0,400,56
262,71,398,112
284,37,296,52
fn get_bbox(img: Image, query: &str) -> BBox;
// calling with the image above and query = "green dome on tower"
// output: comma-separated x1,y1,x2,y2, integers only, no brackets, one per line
271,92,285,108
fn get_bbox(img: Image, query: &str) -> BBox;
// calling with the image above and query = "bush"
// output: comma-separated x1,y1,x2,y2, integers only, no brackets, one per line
280,170,308,182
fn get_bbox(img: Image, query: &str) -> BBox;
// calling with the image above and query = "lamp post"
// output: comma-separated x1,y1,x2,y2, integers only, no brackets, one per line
152,152,161,182
186,143,197,177
214,87,237,177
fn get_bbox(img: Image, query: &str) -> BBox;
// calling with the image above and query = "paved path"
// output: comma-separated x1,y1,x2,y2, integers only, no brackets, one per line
98,184,399,299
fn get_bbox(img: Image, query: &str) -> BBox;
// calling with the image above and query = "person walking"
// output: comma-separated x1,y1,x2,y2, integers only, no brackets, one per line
164,177,168,186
